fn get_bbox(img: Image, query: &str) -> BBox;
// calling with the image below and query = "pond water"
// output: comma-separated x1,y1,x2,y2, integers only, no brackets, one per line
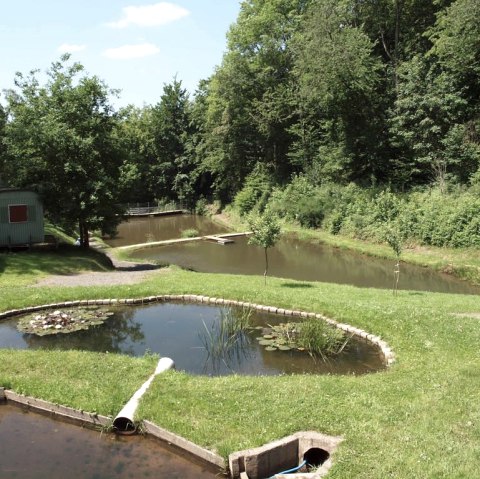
0,404,219,479
131,233,480,295
105,214,228,247
0,303,384,376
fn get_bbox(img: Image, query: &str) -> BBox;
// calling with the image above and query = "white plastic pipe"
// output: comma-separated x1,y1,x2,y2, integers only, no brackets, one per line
113,357,175,434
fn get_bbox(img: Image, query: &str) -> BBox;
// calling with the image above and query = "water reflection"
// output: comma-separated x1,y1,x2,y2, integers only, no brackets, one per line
0,303,385,376
132,234,480,295
105,214,228,247
0,404,219,479
21,309,145,356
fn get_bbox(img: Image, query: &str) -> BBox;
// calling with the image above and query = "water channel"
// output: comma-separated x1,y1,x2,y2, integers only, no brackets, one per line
0,303,384,376
114,215,480,295
0,404,219,479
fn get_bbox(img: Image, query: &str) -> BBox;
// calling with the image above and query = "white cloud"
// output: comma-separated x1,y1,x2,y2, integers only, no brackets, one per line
107,2,190,28
103,43,160,60
57,43,86,53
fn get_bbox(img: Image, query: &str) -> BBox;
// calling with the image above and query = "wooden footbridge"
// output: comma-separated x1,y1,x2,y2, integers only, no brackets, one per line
117,232,252,251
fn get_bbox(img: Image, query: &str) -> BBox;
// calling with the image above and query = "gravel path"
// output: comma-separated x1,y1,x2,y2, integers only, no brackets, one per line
33,268,166,288
33,243,167,288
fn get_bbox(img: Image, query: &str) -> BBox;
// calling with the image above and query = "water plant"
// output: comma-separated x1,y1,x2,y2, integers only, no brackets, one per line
296,319,349,358
181,228,200,238
200,307,253,365
257,319,348,359
16,307,114,336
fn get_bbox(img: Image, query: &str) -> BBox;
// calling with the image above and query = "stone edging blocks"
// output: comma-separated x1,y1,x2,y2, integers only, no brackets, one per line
0,294,396,366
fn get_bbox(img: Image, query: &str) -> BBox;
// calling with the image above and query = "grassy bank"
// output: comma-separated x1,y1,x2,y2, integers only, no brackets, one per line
1,245,480,478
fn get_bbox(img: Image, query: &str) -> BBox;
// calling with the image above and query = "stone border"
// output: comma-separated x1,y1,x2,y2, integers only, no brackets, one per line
0,294,396,366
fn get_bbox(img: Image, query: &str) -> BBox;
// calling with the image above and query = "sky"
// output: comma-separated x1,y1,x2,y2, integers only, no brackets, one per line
0,1,241,107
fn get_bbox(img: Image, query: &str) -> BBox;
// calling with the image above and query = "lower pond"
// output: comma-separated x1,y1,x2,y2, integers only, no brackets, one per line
0,404,219,479
131,234,480,295
105,214,228,247
0,303,384,376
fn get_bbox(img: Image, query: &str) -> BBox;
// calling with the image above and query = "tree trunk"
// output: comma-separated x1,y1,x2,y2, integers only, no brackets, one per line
264,247,269,286
79,220,90,248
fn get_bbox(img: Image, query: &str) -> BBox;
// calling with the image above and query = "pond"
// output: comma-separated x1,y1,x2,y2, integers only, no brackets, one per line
0,404,219,479
131,233,480,295
0,303,384,376
105,214,228,247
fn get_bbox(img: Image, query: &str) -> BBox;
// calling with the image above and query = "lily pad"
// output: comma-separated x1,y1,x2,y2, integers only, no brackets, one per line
265,346,277,351
259,339,274,346
17,307,114,336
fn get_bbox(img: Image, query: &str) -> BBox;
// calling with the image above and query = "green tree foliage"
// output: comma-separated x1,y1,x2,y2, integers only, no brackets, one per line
3,55,125,246
150,78,193,203
248,210,281,284
0,102,6,180
294,0,384,182
202,0,311,201
234,163,272,215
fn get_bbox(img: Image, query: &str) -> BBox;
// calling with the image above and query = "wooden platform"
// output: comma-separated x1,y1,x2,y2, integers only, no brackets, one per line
203,235,234,245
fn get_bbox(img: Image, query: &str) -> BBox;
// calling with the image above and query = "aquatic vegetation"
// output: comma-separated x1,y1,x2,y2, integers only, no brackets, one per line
181,228,200,238
200,306,253,361
257,319,349,358
17,307,114,336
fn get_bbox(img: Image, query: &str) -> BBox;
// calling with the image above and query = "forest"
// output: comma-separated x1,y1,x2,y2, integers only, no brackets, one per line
0,0,479,247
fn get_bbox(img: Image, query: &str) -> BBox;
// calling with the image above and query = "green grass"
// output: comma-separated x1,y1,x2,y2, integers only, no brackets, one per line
0,245,113,288
1,242,480,477
0,349,157,417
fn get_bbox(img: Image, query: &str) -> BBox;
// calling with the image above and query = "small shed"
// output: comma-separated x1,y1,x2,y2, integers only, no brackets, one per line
0,188,44,246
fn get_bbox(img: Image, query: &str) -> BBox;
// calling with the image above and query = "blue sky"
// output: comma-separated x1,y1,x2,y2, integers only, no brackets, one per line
0,1,241,107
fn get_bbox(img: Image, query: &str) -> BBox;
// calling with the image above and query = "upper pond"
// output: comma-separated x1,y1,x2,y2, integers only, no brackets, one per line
0,302,384,376
105,214,228,247
120,216,480,294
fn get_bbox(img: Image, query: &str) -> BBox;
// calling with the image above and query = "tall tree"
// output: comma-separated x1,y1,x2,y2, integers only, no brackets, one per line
149,78,193,203
294,0,384,183
203,0,311,201
3,55,125,246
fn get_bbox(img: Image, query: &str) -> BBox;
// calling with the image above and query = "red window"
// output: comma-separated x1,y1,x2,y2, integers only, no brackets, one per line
9,204,28,223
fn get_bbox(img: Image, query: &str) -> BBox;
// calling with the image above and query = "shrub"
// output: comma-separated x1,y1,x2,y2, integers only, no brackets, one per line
195,198,208,216
181,228,199,238
234,164,272,215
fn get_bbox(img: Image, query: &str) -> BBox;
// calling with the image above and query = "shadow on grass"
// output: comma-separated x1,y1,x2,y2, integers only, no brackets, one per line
281,282,314,289
0,244,114,279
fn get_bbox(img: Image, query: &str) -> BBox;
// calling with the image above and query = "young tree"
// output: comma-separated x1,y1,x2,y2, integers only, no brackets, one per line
385,227,403,296
248,211,281,285
3,55,125,246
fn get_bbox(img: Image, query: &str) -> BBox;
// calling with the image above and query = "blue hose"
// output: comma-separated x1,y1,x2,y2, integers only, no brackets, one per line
269,459,307,477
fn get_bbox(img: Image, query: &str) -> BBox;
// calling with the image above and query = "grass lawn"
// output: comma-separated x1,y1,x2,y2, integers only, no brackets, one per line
1,243,480,478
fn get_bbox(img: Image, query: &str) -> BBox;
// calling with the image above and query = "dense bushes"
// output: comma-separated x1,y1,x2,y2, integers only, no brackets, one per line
242,176,480,248
233,164,272,215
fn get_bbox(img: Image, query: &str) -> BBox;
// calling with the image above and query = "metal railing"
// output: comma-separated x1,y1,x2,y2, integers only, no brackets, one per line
122,202,187,216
